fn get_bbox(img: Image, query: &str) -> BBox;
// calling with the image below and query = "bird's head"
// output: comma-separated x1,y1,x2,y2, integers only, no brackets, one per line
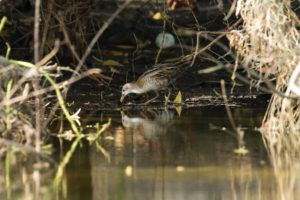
120,82,142,103
121,83,132,97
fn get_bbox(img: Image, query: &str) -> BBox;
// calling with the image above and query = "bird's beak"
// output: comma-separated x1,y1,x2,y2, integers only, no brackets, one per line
120,95,125,103
120,111,125,117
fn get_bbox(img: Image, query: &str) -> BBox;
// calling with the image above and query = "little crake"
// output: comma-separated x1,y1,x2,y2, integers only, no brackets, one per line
120,55,194,105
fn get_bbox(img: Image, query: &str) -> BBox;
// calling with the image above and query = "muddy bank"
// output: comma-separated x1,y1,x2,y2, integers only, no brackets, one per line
66,64,270,111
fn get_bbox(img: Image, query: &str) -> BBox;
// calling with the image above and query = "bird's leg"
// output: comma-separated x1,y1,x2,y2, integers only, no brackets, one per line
164,88,172,105
143,91,159,105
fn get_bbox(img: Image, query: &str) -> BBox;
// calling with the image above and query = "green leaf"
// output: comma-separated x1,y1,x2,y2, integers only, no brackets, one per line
234,147,249,154
213,89,222,97
175,106,182,116
232,81,243,87
152,12,171,20
104,136,114,140
115,45,135,49
102,59,123,67
173,91,182,104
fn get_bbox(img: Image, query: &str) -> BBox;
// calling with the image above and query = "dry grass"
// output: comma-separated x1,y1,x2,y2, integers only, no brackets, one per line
229,0,300,134
228,1,300,199
40,0,94,58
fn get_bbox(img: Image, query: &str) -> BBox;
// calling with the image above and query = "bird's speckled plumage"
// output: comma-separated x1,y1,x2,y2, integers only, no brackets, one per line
120,54,195,104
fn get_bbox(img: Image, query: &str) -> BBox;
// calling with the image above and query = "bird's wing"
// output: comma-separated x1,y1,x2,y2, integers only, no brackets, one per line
139,54,194,81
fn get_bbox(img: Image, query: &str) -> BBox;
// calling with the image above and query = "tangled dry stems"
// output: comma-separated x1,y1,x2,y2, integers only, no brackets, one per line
41,0,94,57
229,2,300,198
229,0,300,135
0,57,66,143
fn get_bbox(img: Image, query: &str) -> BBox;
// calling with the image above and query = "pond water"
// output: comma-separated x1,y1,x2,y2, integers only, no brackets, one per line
2,106,284,200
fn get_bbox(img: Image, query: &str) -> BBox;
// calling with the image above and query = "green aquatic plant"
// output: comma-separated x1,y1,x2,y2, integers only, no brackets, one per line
0,16,7,33
5,146,11,200
9,59,82,136
54,118,112,187
54,135,83,187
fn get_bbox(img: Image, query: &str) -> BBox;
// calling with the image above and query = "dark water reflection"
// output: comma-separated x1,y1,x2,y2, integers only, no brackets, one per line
3,106,279,200
64,106,271,200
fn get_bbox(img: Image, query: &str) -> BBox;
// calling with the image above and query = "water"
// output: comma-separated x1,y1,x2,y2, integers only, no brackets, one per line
2,106,279,200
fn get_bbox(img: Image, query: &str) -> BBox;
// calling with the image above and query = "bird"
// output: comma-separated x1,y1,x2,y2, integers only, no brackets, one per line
120,54,195,105
121,110,174,139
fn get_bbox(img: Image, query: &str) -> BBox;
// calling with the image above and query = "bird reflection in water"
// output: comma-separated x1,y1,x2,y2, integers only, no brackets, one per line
121,109,174,140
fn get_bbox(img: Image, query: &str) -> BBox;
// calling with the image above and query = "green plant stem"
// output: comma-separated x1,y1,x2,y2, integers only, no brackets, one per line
6,147,11,200
40,67,80,136
96,141,111,163
9,59,80,136
54,135,82,187
5,42,11,59
0,16,7,33
95,118,111,139
8,59,84,189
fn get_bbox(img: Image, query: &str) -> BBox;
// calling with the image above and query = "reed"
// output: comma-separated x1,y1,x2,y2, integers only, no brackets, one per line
229,1,300,199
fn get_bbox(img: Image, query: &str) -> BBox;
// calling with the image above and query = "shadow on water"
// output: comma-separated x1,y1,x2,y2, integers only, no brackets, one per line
2,106,297,200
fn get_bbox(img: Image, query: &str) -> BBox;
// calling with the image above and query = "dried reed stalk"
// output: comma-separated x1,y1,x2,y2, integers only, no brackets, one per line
229,0,300,134
229,1,300,198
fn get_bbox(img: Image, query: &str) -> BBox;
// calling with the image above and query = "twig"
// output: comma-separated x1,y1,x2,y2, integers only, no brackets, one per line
221,80,245,149
0,138,57,166
45,0,132,128
224,0,238,20
191,32,201,66
72,0,132,77
3,41,60,102
1,69,101,107
221,79,237,131
3,60,82,137
155,9,167,65
198,64,226,74
195,17,300,100
205,60,300,100
33,0,41,153
55,15,82,66
37,39,60,66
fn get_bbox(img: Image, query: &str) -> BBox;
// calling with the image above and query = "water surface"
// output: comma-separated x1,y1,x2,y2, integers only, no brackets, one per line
3,106,279,200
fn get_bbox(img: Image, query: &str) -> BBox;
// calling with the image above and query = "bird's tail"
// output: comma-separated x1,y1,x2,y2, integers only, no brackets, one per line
156,53,195,70
166,53,196,76
148,53,196,82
